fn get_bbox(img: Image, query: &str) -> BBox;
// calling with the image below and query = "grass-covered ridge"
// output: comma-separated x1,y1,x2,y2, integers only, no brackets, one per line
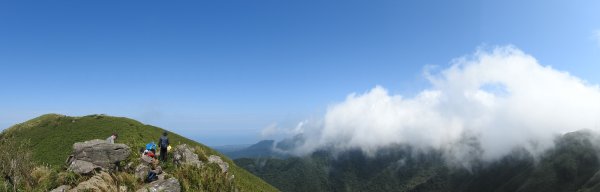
0,113,278,192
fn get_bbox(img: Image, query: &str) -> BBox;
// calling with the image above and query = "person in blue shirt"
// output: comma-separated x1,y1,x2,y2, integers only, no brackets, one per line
158,131,170,162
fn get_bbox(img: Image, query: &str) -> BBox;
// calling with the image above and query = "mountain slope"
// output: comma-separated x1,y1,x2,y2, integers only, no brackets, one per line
220,140,290,159
236,130,600,192
0,114,279,192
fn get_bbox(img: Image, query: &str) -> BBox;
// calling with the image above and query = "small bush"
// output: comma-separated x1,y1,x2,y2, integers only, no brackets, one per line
57,171,85,186
172,164,236,192
30,166,58,191
195,146,209,162
115,172,140,191
0,179,8,192
0,138,36,191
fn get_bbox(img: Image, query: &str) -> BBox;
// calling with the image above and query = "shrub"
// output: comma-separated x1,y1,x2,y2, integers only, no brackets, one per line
195,146,209,162
172,164,236,192
115,172,140,191
30,165,58,191
57,171,85,186
0,179,8,191
0,138,36,191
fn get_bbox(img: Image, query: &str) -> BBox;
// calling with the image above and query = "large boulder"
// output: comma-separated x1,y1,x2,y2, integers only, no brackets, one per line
136,177,181,192
208,155,229,173
172,144,203,168
67,139,131,174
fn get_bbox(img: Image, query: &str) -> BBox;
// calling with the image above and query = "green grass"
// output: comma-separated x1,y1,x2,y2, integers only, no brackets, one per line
0,114,278,192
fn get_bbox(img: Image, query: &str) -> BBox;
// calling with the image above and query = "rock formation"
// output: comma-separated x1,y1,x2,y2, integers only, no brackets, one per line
172,144,204,168
66,139,131,174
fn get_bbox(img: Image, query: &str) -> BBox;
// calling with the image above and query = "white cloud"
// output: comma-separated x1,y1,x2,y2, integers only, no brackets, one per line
291,46,600,163
260,123,279,138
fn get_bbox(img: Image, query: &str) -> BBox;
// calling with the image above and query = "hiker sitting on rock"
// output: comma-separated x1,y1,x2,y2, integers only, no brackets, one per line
106,133,118,144
141,142,158,164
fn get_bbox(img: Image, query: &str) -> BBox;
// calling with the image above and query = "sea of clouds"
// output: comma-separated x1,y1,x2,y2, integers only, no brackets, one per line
268,46,600,163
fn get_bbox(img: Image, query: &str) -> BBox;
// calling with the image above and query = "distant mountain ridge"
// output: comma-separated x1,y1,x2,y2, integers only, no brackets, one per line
213,144,253,153
235,130,600,192
218,140,290,159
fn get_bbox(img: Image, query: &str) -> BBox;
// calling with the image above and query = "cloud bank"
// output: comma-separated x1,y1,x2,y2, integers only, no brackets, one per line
285,46,600,162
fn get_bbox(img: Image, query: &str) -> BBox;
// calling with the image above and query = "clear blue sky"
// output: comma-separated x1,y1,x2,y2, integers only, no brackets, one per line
1,0,599,146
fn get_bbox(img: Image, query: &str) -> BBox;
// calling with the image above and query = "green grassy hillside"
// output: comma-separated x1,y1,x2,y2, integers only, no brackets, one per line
0,114,278,192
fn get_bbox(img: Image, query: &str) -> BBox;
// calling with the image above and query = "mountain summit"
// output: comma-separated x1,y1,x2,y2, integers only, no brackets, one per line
0,114,278,191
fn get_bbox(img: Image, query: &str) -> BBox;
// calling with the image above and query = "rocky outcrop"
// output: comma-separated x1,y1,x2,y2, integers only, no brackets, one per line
208,155,229,173
172,144,204,168
136,177,181,192
62,142,218,192
67,139,131,174
172,144,230,173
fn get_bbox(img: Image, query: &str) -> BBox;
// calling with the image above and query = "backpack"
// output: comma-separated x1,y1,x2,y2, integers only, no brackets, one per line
146,142,156,151
160,136,168,148
145,171,158,183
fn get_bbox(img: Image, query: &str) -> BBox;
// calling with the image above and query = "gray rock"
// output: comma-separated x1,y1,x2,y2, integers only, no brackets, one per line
68,160,100,175
49,185,71,192
172,144,203,168
140,155,154,165
136,177,181,192
125,162,134,171
67,139,131,174
72,139,131,167
135,164,151,180
208,155,229,173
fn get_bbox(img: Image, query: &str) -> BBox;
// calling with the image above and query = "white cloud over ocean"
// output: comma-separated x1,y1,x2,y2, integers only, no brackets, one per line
282,46,600,162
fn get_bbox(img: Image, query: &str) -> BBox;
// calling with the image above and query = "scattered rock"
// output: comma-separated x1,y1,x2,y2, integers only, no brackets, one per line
136,177,181,192
49,185,71,192
135,164,151,180
125,162,134,171
67,139,131,174
140,155,154,165
208,155,229,173
69,172,117,192
172,144,203,168
154,166,163,175
68,160,100,175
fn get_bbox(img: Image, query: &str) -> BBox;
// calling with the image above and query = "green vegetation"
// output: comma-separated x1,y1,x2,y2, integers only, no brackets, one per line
0,114,278,192
236,131,600,192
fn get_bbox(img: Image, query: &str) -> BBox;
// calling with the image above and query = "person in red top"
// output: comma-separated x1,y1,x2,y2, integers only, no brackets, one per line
147,151,155,158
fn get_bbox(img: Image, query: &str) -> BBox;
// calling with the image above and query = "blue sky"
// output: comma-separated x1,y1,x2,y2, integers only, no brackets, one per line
1,0,599,146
